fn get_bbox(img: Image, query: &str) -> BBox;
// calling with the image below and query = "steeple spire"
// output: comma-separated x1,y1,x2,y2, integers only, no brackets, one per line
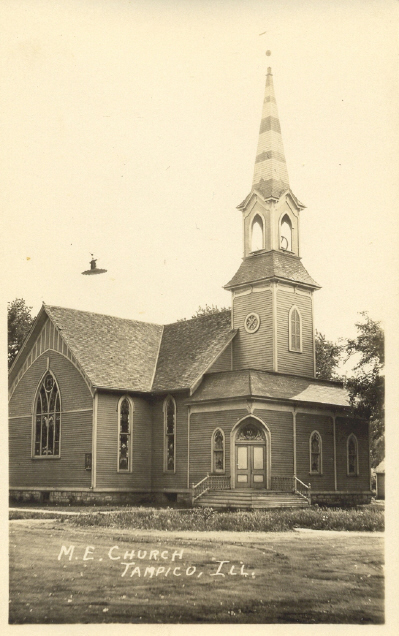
252,67,290,200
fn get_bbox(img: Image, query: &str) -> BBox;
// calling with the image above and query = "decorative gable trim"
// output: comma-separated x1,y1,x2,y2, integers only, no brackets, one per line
9,315,94,400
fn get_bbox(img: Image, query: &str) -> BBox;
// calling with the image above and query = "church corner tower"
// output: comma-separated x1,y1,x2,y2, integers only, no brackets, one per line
225,66,321,379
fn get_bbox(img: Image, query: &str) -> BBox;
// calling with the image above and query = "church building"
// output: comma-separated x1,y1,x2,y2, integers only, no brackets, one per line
9,67,372,508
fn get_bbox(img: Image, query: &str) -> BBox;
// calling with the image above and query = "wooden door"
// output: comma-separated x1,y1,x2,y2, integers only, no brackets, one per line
236,444,265,488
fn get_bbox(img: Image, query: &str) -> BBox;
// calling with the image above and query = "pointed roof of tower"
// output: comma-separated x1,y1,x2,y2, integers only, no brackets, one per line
238,67,304,209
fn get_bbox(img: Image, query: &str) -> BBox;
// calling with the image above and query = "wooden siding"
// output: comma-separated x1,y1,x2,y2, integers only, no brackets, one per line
335,417,370,491
256,409,294,477
9,316,92,400
96,393,152,490
189,409,247,486
233,289,273,371
207,344,232,374
277,287,314,377
9,351,93,488
151,394,189,491
295,413,335,490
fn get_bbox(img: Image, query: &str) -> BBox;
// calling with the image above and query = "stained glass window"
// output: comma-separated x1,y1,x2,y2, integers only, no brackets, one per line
34,372,61,457
212,429,224,472
289,307,301,352
310,431,322,474
164,396,176,471
347,435,358,475
118,397,131,471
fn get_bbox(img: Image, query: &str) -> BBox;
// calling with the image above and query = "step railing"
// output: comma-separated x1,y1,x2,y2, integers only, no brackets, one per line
192,474,231,502
270,476,295,492
294,476,311,503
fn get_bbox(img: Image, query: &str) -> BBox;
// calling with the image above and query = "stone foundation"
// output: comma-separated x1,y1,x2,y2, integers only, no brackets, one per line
9,490,153,506
311,491,372,507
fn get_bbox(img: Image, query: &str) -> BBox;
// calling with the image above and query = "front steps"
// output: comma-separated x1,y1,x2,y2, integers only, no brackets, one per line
195,489,309,510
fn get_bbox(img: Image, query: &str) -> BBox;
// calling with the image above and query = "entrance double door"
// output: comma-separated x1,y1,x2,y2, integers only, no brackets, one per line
236,443,266,489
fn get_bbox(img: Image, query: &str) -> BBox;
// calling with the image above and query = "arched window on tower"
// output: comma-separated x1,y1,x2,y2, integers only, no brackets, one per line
280,214,292,252
251,215,264,252
289,306,302,352
211,428,225,473
33,371,61,457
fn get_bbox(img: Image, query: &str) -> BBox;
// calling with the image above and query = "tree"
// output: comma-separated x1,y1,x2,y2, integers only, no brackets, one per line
343,312,384,467
315,330,342,380
8,298,35,368
177,304,230,322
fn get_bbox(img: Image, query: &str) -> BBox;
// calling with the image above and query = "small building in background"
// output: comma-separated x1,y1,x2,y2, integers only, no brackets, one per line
375,460,385,499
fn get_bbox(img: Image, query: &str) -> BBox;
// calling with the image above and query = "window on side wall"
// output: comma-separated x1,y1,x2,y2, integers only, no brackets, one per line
212,428,225,473
347,434,358,476
309,431,322,474
164,396,176,472
118,397,133,472
33,371,61,457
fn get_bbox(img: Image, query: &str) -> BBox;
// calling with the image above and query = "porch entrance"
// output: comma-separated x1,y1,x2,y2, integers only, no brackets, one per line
235,420,266,489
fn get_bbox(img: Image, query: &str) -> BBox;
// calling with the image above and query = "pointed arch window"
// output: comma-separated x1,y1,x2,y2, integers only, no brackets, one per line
212,428,225,473
33,372,61,457
251,215,264,252
309,431,322,474
118,397,133,472
164,396,176,472
280,214,292,252
289,306,302,352
347,434,359,476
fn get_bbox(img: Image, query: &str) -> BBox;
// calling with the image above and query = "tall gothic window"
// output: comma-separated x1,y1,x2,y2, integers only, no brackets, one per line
347,434,358,476
289,306,302,352
212,428,225,473
251,215,264,252
280,214,292,251
164,396,176,472
33,372,61,457
309,431,322,474
118,397,132,472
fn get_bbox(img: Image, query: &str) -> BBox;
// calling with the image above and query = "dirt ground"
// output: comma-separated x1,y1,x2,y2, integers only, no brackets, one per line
9,519,384,624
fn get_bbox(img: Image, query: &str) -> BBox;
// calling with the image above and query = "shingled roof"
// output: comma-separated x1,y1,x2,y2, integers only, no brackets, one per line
45,305,163,392
189,369,350,409
38,305,236,393
224,250,320,289
153,311,236,391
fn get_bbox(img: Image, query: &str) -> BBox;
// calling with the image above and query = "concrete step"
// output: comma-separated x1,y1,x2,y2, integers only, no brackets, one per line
195,489,309,510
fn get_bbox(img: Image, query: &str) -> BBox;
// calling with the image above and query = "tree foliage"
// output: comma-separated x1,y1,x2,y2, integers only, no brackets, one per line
344,312,384,467
177,304,230,321
315,330,342,380
8,298,35,368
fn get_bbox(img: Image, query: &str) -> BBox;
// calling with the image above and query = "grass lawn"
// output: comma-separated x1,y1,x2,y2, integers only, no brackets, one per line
9,518,384,624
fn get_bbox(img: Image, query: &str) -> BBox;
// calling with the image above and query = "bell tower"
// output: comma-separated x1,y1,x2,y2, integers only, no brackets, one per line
225,67,320,378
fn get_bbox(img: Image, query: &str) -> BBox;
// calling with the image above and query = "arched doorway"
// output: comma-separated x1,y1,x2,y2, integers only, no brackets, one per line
234,418,268,489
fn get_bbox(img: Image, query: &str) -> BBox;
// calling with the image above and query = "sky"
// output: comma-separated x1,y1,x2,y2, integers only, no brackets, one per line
1,0,398,348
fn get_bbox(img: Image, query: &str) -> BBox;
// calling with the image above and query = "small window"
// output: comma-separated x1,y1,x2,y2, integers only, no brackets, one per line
33,372,61,457
280,214,292,251
212,428,225,473
309,431,322,474
251,215,264,252
347,434,358,476
118,397,133,472
289,306,302,352
164,396,176,472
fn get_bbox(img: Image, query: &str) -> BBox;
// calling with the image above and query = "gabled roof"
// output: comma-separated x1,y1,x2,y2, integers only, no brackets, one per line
224,250,320,290
9,304,236,394
237,183,305,211
152,311,236,391
188,369,350,409
45,305,164,392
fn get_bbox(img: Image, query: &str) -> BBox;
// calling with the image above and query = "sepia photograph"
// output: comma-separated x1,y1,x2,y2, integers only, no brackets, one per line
2,0,398,628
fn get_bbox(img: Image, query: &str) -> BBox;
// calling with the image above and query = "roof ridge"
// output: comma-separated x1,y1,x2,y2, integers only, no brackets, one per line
45,304,163,328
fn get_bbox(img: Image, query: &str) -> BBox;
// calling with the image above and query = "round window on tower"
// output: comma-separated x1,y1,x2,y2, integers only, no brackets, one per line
244,312,260,334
